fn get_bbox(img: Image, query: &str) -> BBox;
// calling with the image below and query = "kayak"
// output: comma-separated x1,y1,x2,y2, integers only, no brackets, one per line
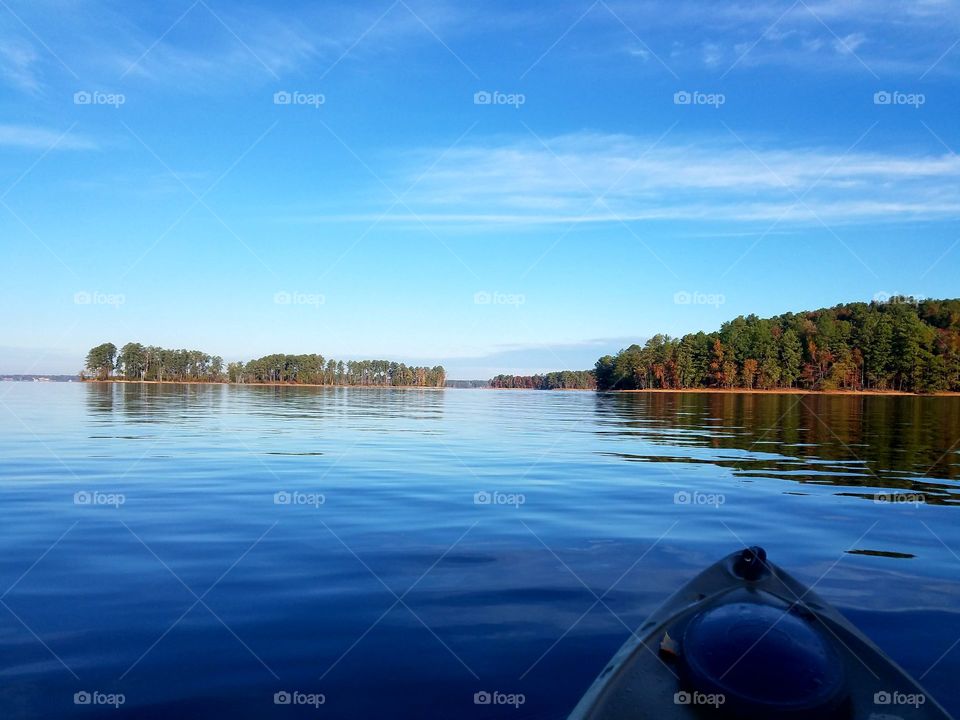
569,547,953,719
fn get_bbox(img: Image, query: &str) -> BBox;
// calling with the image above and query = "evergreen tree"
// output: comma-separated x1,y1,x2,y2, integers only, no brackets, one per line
85,343,117,380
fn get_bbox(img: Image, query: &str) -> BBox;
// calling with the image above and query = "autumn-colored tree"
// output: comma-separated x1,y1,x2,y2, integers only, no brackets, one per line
708,339,726,387
741,359,759,389
592,297,960,394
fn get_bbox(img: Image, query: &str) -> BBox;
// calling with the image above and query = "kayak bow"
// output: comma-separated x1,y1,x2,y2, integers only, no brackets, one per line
569,547,953,719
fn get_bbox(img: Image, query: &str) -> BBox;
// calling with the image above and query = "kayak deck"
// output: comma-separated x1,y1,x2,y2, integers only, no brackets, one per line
569,547,953,720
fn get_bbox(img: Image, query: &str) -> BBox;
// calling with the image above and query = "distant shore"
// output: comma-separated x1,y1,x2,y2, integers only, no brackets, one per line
76,380,960,396
484,386,594,391
611,387,960,397
81,379,445,390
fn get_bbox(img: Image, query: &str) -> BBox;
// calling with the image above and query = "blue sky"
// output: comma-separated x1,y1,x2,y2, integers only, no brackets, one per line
1,0,958,378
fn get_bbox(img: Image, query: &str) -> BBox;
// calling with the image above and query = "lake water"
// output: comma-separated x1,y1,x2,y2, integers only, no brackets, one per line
1,383,959,718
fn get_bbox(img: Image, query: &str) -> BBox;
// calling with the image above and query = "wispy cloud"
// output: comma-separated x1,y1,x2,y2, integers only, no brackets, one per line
0,2,331,94
0,37,42,93
296,132,960,227
2,0,955,100
0,1,480,95
613,0,960,74
0,124,97,150
113,7,323,88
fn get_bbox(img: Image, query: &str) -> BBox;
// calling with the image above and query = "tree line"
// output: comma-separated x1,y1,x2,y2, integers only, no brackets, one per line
489,370,597,390
230,354,445,387
83,343,445,387
595,297,960,393
83,343,224,382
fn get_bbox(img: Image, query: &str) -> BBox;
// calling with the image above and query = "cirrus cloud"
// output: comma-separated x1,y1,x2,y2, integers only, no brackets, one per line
300,131,960,228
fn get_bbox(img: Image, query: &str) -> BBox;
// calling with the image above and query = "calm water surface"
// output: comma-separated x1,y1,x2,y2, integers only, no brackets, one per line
1,384,959,718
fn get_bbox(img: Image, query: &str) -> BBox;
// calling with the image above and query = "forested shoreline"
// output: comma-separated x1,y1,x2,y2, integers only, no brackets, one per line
78,298,960,394
82,343,446,387
489,371,597,390
596,297,960,394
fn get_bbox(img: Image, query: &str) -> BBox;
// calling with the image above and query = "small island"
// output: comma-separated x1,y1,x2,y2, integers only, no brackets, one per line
82,344,446,388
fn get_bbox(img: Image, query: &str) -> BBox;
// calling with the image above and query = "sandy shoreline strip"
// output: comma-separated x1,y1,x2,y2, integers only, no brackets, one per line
82,379,445,390
77,380,960,396
612,387,959,397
